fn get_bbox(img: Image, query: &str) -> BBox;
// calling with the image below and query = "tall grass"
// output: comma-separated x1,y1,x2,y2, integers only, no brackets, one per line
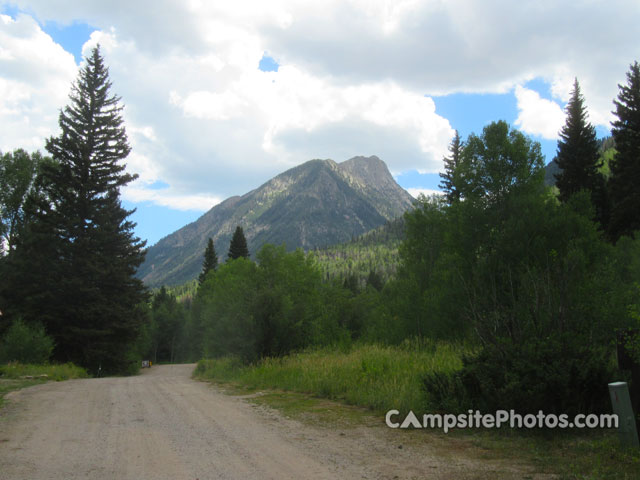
194,340,469,414
0,362,89,381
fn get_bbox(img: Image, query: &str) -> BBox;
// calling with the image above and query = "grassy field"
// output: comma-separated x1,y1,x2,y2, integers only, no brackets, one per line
195,340,466,415
0,362,88,408
194,343,640,479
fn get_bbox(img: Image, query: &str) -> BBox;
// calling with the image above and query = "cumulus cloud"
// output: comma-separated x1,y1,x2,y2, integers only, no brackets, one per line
514,85,566,140
122,184,222,212
0,13,76,152
74,18,454,204
1,0,639,211
407,188,443,199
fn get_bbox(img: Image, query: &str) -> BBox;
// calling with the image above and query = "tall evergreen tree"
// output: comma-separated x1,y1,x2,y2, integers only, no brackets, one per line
2,46,147,374
609,61,640,241
228,226,249,260
438,130,464,204
553,79,607,225
199,237,218,285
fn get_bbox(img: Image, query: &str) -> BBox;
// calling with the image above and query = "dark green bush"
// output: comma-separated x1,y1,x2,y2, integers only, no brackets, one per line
424,334,616,416
423,369,471,413
0,319,54,364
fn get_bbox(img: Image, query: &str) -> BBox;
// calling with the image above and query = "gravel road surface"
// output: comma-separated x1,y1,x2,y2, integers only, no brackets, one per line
0,364,548,479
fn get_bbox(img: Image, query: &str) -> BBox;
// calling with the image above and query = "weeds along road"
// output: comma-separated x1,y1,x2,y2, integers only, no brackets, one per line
0,364,546,480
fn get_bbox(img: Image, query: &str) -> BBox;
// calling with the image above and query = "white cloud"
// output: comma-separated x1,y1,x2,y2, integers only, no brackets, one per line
122,184,222,212
407,188,443,199
1,0,639,210
514,85,566,140
0,13,76,153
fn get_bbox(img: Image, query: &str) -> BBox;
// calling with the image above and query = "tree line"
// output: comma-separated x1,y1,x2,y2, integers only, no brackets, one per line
420,66,640,414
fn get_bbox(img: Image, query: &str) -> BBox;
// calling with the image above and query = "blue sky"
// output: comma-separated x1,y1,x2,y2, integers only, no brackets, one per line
1,1,635,246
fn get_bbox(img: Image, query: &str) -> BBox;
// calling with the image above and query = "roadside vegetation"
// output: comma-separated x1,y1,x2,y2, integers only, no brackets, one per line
0,362,88,380
194,346,640,479
195,341,466,415
0,362,88,408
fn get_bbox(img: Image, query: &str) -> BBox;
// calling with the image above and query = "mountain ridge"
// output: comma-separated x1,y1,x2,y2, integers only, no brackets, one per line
137,155,414,287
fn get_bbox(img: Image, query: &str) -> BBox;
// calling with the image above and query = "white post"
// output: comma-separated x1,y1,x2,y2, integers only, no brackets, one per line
608,381,639,448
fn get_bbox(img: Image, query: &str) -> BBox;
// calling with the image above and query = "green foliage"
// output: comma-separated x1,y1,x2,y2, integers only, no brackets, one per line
554,79,602,200
554,79,609,228
439,130,464,204
0,362,88,381
195,245,349,362
0,149,53,253
194,341,466,415
0,319,54,364
310,218,404,288
145,287,187,363
425,336,615,415
227,225,249,260
198,237,218,285
609,61,640,241
159,279,198,304
366,269,384,291
393,195,451,339
396,121,638,416
458,120,544,205
198,257,260,361
0,46,148,375
598,136,616,178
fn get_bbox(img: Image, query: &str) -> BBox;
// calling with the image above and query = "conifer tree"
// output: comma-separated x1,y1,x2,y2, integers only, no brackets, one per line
2,46,147,374
554,79,607,227
228,226,249,260
199,237,218,285
609,62,640,241
438,130,463,204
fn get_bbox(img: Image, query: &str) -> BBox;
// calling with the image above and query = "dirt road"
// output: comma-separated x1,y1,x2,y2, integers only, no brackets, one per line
0,364,547,479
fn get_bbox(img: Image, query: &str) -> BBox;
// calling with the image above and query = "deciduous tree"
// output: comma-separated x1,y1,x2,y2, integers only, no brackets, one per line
0,149,51,253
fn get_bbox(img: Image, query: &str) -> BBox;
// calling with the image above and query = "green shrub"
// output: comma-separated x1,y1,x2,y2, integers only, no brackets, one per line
0,319,54,364
422,369,471,413
424,335,616,416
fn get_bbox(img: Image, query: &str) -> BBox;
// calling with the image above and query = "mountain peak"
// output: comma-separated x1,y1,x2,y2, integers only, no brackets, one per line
138,155,414,286
338,155,391,186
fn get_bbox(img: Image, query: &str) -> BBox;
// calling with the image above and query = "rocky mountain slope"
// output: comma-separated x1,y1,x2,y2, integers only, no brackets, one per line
137,155,414,286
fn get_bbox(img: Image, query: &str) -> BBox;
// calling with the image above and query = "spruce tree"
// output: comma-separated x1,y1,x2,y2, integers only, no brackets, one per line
554,79,608,227
554,79,603,197
228,226,249,260
438,130,463,204
609,61,640,241
199,237,218,285
3,46,147,374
